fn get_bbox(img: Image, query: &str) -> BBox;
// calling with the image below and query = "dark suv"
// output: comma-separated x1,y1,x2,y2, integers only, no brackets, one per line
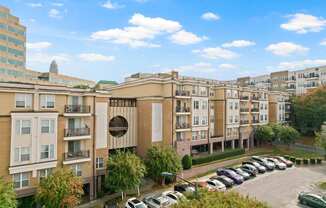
216,168,244,184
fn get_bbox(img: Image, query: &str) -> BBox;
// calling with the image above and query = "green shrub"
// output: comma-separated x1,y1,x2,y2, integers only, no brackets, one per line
296,158,302,165
289,157,296,163
182,155,192,170
317,158,322,164
310,158,316,165
303,158,309,165
192,149,245,165
283,155,290,160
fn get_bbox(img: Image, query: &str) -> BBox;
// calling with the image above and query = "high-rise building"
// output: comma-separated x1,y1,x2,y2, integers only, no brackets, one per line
0,6,26,73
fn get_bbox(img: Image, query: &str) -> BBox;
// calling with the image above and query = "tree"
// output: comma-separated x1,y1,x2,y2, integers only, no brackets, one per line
181,155,192,170
269,123,284,142
292,87,326,135
173,189,268,208
105,151,146,199
279,126,300,146
315,123,326,158
145,146,182,183
0,178,17,208
254,125,274,145
36,169,84,208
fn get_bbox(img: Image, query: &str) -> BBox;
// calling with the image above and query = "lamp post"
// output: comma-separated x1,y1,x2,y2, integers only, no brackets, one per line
161,172,198,198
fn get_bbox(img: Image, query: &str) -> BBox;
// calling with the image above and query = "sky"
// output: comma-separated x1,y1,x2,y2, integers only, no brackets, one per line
2,0,326,82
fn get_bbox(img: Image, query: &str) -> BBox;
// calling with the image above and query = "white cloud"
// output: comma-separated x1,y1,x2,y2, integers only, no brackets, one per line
91,13,200,48
222,40,256,48
265,42,309,56
27,3,42,8
26,42,52,50
201,12,220,21
168,62,218,73
129,13,182,33
193,47,238,60
274,59,326,70
320,39,326,46
48,9,62,19
78,53,115,62
218,63,236,70
102,0,124,9
52,2,64,7
27,52,70,65
170,30,203,45
281,13,326,34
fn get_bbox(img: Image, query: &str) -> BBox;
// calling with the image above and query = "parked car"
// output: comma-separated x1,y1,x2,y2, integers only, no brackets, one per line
217,168,244,184
206,179,227,191
174,183,196,194
125,198,148,208
251,156,275,171
209,175,234,188
240,164,257,177
298,192,326,208
161,191,185,205
228,167,251,180
274,156,294,167
242,161,266,173
143,194,171,208
266,158,287,170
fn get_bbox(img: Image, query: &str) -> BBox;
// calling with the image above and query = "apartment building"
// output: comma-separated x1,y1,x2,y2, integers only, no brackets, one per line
268,91,290,123
236,66,326,95
108,71,281,158
0,81,110,200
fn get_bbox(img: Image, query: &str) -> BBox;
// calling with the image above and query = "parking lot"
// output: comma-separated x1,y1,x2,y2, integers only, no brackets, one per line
227,165,326,208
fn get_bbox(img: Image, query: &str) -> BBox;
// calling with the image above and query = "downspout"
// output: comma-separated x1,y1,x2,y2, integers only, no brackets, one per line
171,76,174,148
92,96,97,200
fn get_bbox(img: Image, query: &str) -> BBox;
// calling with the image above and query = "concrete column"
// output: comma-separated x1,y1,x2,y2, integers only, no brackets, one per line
209,142,213,154
231,140,235,149
221,141,224,152
246,139,250,150
240,138,243,149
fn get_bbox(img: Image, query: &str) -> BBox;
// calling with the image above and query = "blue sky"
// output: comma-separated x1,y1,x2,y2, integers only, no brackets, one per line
3,0,326,82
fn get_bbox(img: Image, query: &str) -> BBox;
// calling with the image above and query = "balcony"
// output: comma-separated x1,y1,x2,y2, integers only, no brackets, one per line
176,123,191,131
240,120,249,125
64,128,91,141
240,108,249,113
175,90,190,97
251,108,259,113
251,96,259,101
252,120,260,124
64,105,91,116
240,96,249,100
63,150,90,164
176,106,190,113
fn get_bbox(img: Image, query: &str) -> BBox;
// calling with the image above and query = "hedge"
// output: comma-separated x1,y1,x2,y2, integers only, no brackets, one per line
182,155,192,170
192,149,245,165
296,158,302,165
317,158,323,164
310,158,316,165
303,158,309,165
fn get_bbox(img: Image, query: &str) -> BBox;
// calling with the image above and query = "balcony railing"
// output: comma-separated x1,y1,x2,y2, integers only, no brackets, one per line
252,120,259,124
64,128,90,137
251,108,259,112
175,90,190,97
240,96,249,100
240,120,249,125
251,96,259,100
176,106,190,113
65,105,90,113
64,150,90,161
240,108,249,112
176,123,191,129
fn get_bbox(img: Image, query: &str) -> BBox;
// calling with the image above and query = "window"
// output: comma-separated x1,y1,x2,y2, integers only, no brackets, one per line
38,168,52,181
40,95,55,109
15,120,31,135
201,101,208,110
71,164,82,176
13,172,29,189
229,102,233,110
41,119,55,134
229,116,233,123
15,94,32,108
260,115,264,121
193,116,199,125
193,101,199,110
234,102,238,110
14,147,30,162
40,144,54,160
96,157,104,169
201,116,208,125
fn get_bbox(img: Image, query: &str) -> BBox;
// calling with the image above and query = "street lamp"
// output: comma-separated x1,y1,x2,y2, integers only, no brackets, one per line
161,172,198,198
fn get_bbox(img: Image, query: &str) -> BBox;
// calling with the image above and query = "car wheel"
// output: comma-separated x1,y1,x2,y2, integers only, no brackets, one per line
300,200,307,205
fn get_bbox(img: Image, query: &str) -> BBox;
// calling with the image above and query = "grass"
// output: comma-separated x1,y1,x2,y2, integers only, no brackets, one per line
295,136,316,146
271,146,323,158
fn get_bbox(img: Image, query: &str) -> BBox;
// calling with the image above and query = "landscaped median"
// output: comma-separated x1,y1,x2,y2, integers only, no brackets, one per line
285,155,323,165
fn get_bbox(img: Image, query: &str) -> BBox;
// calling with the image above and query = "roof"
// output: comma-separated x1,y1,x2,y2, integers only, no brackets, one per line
98,80,118,85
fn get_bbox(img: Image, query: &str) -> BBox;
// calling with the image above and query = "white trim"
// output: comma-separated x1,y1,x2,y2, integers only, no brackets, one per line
9,161,57,175
63,113,92,117
64,135,91,141
63,158,91,165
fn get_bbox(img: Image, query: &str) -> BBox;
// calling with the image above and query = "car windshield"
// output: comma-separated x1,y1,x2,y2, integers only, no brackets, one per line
252,162,260,166
135,204,147,208
236,168,244,174
167,194,177,200
228,170,237,177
